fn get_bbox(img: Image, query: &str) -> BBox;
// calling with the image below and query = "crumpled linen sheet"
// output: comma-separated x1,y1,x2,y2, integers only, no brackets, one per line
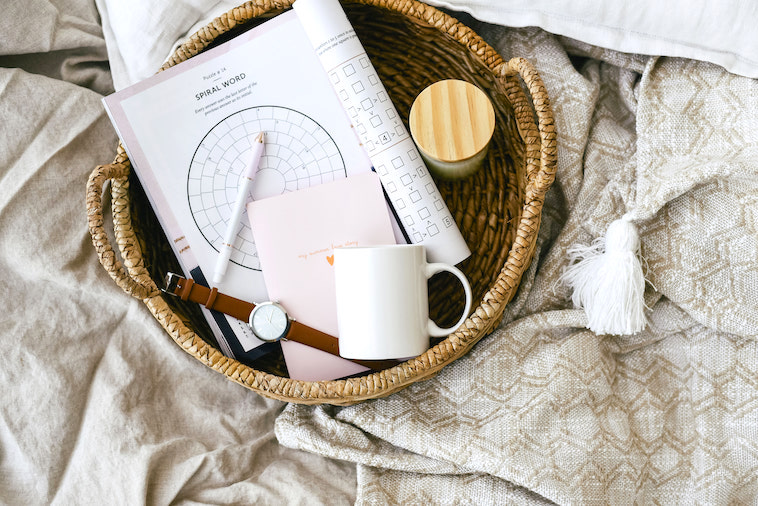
1,1,756,505
0,1,355,504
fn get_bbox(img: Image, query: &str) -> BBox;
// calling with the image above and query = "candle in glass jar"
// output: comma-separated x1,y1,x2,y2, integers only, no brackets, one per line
409,79,495,179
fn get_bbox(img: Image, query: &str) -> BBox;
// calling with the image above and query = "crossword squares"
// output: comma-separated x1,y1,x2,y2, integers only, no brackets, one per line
192,192,206,210
207,206,221,225
324,141,340,155
230,125,247,142
277,55,464,257
214,189,226,204
210,146,225,162
188,178,201,196
290,125,305,139
310,143,327,159
191,203,208,225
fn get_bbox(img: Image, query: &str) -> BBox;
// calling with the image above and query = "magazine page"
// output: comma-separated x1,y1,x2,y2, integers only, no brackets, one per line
103,10,373,360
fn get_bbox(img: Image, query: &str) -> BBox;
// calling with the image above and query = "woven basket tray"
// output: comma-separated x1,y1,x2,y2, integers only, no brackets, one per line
86,0,556,405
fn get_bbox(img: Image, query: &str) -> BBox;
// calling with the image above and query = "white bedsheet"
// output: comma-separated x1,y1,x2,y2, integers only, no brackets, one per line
1,1,355,503
428,0,758,79
2,1,757,504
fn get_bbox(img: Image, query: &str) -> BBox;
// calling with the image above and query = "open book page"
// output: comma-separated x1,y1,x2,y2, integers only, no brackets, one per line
293,0,471,266
102,10,373,361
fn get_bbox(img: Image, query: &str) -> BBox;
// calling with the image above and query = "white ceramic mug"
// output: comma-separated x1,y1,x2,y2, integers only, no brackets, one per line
334,244,473,360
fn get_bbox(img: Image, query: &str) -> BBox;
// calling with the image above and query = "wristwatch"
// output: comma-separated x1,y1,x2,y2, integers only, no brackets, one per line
162,273,397,371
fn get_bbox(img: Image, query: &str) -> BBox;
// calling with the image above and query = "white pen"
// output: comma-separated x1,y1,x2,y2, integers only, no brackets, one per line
212,131,265,285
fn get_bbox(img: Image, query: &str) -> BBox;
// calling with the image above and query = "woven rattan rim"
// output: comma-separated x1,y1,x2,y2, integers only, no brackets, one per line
86,0,556,405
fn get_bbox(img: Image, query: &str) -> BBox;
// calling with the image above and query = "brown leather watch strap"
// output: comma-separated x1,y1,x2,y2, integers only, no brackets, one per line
163,273,398,371
171,275,253,322
288,320,339,355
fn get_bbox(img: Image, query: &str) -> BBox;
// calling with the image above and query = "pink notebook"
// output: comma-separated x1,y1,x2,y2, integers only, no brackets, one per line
247,171,397,380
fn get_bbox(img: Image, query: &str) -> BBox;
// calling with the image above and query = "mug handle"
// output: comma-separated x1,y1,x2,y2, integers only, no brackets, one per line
425,263,473,337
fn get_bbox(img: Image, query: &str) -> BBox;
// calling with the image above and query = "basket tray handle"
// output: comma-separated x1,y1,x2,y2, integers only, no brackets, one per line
498,57,557,200
86,158,159,300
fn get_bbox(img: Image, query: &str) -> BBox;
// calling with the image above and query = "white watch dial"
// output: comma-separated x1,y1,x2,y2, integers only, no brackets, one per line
250,303,289,341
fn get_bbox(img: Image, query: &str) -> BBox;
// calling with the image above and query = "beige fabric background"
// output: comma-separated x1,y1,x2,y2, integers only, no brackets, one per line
275,21,758,505
0,1,356,503
1,0,756,504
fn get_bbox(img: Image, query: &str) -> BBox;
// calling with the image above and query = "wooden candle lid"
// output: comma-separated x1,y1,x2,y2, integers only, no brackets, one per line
409,80,495,164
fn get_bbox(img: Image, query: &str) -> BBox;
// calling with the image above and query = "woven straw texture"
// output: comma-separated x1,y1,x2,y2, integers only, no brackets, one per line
86,0,556,405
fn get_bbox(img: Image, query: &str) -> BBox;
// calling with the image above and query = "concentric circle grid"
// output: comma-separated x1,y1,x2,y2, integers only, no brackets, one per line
187,105,347,270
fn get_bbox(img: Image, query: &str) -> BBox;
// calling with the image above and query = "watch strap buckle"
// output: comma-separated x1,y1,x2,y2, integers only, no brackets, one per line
162,272,182,297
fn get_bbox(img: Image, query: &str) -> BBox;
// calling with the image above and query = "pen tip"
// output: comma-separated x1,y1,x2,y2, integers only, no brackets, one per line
256,132,265,143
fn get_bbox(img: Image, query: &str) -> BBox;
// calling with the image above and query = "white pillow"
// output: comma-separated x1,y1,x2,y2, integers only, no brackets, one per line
95,0,242,90
427,0,758,78
98,0,758,87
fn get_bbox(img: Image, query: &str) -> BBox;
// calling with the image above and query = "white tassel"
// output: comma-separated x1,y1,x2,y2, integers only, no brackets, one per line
561,216,647,335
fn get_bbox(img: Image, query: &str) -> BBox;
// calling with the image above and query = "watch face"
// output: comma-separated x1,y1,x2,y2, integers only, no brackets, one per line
249,303,290,342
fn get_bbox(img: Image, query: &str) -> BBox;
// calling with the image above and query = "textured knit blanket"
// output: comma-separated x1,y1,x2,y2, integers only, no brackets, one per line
274,22,758,505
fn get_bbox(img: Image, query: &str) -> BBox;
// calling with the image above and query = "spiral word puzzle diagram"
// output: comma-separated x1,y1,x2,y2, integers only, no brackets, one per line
187,106,346,271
